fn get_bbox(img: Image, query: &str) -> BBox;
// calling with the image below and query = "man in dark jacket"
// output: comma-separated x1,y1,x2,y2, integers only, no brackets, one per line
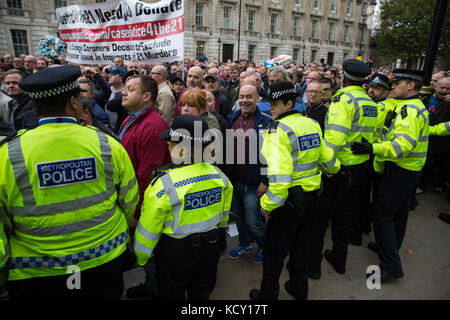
226,85,272,264
4,69,35,130
427,77,450,192
204,73,232,116
0,116,16,145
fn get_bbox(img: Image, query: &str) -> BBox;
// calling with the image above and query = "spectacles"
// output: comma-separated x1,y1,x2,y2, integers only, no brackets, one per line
306,90,321,94
24,60,34,63
151,72,161,75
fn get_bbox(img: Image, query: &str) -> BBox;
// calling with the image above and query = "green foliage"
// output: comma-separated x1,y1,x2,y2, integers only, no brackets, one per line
375,0,449,63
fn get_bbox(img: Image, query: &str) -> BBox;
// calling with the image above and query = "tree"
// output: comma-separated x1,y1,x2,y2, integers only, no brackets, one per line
374,0,449,68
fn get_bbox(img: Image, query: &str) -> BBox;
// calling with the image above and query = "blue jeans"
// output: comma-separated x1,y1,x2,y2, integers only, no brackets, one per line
231,181,266,249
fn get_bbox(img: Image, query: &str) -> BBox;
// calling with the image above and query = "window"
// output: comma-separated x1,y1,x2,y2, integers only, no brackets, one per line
295,0,301,5
7,0,22,8
54,0,67,8
293,48,300,64
328,23,335,41
196,41,205,60
270,47,278,58
346,0,353,15
223,6,232,29
311,50,317,62
248,10,256,31
313,0,320,9
361,2,368,17
248,44,256,62
270,14,278,33
331,0,337,13
11,29,29,57
95,0,106,2
344,25,350,42
311,19,318,38
195,2,204,26
293,16,301,37
6,0,23,16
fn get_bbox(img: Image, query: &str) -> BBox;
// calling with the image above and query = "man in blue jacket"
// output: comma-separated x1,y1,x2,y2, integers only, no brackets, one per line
226,85,272,263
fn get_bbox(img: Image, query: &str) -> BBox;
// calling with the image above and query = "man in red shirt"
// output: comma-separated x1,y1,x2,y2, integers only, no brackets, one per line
119,74,171,224
120,74,171,299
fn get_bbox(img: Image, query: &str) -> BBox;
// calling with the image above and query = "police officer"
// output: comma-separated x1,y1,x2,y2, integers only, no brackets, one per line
351,69,429,282
134,114,233,300
310,59,378,276
353,73,393,244
0,65,139,299
249,81,340,300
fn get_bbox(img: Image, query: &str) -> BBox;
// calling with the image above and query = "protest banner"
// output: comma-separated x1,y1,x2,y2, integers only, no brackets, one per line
56,0,184,65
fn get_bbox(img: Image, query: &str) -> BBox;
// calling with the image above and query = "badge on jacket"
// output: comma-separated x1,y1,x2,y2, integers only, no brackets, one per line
401,106,408,119
332,93,343,103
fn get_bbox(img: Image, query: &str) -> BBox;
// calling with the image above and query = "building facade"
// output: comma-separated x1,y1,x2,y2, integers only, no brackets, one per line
1,0,375,67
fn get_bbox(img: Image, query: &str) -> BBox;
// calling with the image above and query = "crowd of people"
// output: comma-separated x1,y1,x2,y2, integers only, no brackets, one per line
0,51,449,301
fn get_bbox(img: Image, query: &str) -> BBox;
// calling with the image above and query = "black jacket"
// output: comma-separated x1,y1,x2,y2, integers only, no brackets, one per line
429,98,450,155
0,117,17,145
93,73,112,109
8,94,34,130
305,102,328,134
105,92,129,134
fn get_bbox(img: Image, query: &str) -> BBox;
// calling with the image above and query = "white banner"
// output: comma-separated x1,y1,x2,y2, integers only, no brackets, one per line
56,0,184,65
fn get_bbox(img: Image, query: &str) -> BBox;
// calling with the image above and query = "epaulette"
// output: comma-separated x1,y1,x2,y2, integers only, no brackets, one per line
0,129,25,146
150,163,179,186
331,93,343,103
268,120,279,133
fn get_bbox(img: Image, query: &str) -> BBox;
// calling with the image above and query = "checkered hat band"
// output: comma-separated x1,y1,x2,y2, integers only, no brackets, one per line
30,81,81,99
394,73,423,82
343,70,367,82
371,77,389,89
271,88,297,99
169,128,211,142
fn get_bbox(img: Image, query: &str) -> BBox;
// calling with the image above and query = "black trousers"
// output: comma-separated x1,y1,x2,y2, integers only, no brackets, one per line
260,187,317,300
8,252,125,300
308,162,369,270
155,230,222,300
308,175,338,271
373,167,421,274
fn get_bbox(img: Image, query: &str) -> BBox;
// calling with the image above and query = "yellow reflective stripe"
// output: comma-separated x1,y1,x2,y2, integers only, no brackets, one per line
266,189,286,205
394,133,417,149
269,174,292,183
390,141,403,158
8,138,36,206
136,221,161,241
14,204,117,236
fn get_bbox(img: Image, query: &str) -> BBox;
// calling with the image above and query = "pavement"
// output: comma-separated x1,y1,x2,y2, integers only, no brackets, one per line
123,190,450,300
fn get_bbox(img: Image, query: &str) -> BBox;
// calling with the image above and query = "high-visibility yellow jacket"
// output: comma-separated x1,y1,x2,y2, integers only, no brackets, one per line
260,110,340,212
325,86,379,166
430,121,450,136
373,97,429,173
375,98,398,141
134,163,232,266
0,220,8,287
0,123,138,280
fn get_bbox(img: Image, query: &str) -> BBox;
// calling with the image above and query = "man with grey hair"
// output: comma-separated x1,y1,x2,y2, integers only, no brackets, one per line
302,71,321,104
23,55,37,77
150,64,176,125
268,67,288,85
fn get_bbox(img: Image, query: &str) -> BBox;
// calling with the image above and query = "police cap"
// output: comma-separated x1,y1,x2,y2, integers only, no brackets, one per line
342,59,371,82
160,114,211,145
392,68,425,82
369,73,391,90
263,80,299,102
19,65,87,99
122,70,140,83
